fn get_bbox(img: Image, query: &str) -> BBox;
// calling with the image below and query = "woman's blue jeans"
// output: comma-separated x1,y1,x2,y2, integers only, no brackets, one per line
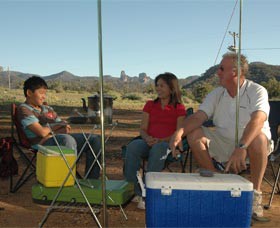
43,133,101,179
124,138,168,196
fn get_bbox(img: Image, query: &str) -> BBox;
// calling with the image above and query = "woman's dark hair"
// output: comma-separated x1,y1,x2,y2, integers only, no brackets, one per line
23,76,48,97
154,72,182,106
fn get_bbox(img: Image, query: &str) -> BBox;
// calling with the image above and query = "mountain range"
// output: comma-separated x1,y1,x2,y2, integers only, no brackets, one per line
0,62,279,91
183,62,280,89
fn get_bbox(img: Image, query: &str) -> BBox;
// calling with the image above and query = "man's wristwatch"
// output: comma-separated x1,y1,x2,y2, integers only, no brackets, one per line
238,143,248,149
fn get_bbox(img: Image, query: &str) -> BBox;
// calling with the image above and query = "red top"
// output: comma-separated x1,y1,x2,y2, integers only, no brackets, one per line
143,100,186,139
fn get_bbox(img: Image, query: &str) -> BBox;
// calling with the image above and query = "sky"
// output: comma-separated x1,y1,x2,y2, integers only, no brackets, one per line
0,0,279,79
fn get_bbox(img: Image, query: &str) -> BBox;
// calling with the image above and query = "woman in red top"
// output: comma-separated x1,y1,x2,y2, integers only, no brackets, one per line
124,72,186,209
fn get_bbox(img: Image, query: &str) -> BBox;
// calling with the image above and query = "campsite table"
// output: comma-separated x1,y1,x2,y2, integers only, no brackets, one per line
70,121,118,177
39,120,134,227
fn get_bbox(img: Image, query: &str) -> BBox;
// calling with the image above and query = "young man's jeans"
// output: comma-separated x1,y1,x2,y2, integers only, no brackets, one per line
124,138,168,196
43,133,101,179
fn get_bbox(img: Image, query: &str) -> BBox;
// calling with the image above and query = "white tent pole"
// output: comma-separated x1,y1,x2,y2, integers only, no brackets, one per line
97,0,108,226
235,0,243,146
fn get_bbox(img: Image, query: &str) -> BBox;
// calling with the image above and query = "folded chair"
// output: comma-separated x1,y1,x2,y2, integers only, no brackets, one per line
10,103,37,193
264,101,280,209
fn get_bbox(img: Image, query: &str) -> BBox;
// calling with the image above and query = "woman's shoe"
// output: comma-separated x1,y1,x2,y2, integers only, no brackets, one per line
137,197,145,210
131,195,142,203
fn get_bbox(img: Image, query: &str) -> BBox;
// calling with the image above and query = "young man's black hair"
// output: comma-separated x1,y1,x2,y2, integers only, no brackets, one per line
23,76,48,97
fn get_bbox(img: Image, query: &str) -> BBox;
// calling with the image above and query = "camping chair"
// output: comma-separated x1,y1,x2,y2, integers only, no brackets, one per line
163,138,192,173
164,107,194,173
264,101,280,209
122,107,194,175
122,136,191,175
10,103,37,193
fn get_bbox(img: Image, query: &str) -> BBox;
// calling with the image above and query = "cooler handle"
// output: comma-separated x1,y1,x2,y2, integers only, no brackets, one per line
161,186,172,196
231,188,241,197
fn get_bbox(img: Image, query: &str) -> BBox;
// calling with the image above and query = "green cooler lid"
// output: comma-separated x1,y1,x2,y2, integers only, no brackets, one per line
37,145,75,155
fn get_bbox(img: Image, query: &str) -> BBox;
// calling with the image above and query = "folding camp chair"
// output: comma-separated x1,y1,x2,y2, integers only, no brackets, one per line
122,107,194,175
164,107,194,173
122,138,191,178
264,128,280,209
123,138,192,174
10,103,37,193
162,138,192,173
264,100,280,209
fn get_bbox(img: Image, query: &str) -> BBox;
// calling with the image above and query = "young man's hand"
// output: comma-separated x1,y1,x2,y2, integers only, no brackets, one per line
51,123,71,134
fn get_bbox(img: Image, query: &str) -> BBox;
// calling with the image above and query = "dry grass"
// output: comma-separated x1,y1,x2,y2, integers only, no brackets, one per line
0,87,198,111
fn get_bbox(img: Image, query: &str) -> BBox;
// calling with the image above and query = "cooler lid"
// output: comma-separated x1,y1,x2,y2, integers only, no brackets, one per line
145,172,253,191
37,145,75,156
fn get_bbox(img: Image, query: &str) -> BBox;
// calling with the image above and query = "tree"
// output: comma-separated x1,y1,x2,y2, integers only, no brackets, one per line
144,83,155,94
192,83,213,103
261,78,280,99
181,88,195,101
48,81,64,93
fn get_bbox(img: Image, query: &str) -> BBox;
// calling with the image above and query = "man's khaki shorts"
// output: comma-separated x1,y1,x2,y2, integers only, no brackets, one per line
201,126,272,163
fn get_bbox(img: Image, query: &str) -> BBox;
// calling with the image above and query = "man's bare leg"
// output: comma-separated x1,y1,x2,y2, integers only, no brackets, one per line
187,127,216,172
247,133,268,192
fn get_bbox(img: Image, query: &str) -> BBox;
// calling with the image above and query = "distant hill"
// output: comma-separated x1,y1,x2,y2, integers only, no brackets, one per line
178,75,200,87
248,62,280,82
183,62,280,89
44,71,79,81
0,70,153,92
1,62,280,92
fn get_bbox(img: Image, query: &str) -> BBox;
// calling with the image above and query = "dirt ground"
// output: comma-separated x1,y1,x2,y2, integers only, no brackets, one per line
0,104,280,227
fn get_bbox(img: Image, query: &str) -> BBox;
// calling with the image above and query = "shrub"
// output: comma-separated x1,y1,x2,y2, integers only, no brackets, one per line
122,93,142,101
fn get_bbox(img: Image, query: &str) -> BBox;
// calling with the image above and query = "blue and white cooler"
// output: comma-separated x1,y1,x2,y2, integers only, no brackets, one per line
145,172,253,227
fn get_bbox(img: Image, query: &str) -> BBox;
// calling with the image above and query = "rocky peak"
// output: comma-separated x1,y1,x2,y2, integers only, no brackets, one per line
120,70,128,82
139,72,150,83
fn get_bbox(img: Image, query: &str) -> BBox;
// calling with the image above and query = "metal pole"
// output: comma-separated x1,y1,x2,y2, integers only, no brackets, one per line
235,0,242,146
97,0,108,226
